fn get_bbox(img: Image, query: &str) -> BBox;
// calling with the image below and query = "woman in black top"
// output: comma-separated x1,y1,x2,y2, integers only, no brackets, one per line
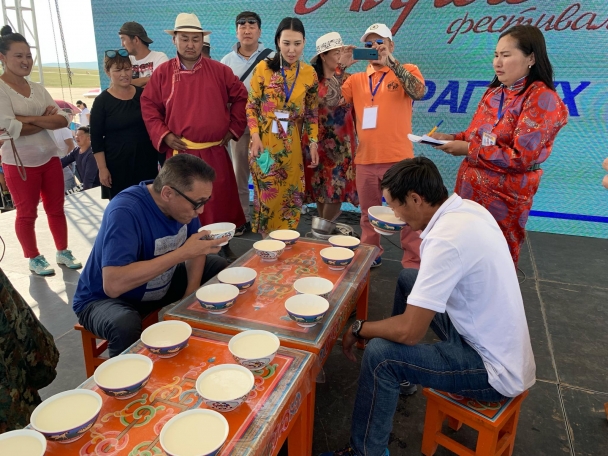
90,50,158,199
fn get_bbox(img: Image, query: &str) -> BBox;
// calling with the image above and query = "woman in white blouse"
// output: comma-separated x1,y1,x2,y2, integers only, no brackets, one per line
0,25,82,275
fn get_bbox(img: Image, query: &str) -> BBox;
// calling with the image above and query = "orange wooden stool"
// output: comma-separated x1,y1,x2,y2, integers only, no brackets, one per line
421,388,529,456
74,309,160,377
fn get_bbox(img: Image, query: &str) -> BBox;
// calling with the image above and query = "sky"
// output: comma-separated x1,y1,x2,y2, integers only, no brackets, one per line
7,0,98,64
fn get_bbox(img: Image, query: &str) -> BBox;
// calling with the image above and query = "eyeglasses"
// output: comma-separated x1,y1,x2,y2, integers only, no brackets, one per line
105,49,129,58
236,18,259,26
170,186,211,210
364,39,385,48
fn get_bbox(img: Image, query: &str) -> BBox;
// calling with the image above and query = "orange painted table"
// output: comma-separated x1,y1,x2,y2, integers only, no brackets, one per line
41,329,314,456
164,238,378,365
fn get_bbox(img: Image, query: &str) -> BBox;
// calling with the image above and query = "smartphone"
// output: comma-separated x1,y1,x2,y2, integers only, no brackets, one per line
352,48,378,61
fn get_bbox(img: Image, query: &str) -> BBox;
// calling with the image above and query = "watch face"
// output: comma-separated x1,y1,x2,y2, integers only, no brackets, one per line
352,320,362,335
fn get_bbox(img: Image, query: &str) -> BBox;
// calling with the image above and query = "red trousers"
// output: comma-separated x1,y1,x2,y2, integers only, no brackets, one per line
356,163,421,269
4,157,68,258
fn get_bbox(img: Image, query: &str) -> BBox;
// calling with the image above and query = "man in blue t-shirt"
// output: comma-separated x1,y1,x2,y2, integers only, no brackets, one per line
73,154,228,356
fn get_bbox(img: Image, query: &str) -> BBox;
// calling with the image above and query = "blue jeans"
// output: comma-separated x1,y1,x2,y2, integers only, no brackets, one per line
350,268,506,456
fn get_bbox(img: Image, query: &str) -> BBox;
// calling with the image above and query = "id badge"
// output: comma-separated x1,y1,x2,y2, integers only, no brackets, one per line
272,110,290,134
482,131,497,146
362,106,378,130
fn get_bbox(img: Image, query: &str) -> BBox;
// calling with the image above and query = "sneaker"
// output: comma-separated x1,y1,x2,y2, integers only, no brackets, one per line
234,221,251,237
400,381,418,396
371,256,382,268
56,249,82,269
29,255,55,276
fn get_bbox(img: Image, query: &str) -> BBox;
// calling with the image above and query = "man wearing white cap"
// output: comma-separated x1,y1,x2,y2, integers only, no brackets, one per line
326,23,425,270
141,13,248,262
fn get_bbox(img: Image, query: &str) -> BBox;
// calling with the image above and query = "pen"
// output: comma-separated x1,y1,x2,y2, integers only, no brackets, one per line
427,120,443,136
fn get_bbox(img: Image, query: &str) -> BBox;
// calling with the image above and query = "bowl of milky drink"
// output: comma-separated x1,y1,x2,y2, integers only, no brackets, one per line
329,235,360,250
253,239,286,262
293,277,334,299
94,354,153,399
367,205,406,235
141,321,192,358
196,283,240,314
0,429,46,456
285,294,330,327
217,267,257,294
269,229,300,248
228,330,280,370
320,247,355,271
199,223,236,247
160,409,229,456
196,364,255,412
30,389,102,443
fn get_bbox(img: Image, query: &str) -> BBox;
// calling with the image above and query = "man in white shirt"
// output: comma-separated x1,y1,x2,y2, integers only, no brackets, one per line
220,11,272,237
322,157,536,456
119,21,169,88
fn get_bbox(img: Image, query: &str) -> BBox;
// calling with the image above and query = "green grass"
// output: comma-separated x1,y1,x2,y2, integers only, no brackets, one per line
29,67,100,88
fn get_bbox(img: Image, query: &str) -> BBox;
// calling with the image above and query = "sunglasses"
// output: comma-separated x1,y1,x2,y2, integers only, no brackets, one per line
236,18,259,26
364,39,385,48
105,49,129,58
170,186,211,210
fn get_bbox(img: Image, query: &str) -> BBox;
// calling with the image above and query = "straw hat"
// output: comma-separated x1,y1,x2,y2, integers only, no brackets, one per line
310,32,344,64
164,13,211,36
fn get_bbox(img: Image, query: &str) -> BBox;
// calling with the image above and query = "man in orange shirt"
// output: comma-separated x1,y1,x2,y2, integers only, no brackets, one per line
327,23,425,268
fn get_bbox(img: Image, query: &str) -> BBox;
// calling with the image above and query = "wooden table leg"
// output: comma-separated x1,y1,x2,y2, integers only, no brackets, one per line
288,382,316,455
356,274,370,350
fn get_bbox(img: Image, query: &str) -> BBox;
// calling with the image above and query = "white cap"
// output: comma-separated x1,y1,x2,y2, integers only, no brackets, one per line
310,32,344,64
360,23,392,42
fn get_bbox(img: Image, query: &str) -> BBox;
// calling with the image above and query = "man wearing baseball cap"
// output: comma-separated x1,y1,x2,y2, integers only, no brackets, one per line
326,23,426,270
141,13,248,262
119,21,169,88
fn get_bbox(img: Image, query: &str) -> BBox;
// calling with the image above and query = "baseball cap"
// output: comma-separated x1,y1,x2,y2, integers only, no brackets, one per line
119,21,154,44
360,23,393,42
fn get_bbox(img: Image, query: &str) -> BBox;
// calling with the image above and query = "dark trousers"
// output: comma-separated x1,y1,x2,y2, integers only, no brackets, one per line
77,256,227,357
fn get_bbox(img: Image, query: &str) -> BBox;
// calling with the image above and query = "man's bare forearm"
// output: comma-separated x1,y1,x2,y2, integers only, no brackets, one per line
324,64,347,107
387,57,425,100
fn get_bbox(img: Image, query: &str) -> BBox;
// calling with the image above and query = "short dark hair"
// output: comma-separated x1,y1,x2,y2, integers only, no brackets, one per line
381,157,448,207
152,154,216,193
77,126,90,134
266,17,305,72
76,100,87,108
103,54,131,73
0,25,29,55
236,11,261,28
489,25,555,94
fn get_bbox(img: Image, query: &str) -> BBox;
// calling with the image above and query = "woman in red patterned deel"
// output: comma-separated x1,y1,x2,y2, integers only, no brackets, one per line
433,25,568,266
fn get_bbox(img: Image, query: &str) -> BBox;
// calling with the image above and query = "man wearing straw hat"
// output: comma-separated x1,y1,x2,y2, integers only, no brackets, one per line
326,23,425,270
141,12,248,261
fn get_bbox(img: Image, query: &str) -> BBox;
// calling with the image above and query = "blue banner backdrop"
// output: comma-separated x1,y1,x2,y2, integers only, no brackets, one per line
91,0,608,239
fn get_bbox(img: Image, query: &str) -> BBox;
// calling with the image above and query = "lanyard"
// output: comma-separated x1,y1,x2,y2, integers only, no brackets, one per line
369,72,387,104
281,62,300,104
494,89,518,127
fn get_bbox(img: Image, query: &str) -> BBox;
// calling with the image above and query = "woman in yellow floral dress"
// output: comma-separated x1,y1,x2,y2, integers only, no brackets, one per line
247,17,319,234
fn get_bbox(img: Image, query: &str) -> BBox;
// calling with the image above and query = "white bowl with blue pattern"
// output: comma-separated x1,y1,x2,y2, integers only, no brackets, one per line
329,235,361,250
94,354,153,399
285,293,330,327
218,267,257,294
229,330,280,370
199,222,236,246
269,229,300,248
196,364,255,412
0,429,47,455
293,276,334,299
320,246,355,270
196,283,240,314
141,320,192,358
368,205,406,236
253,239,286,262
160,408,229,456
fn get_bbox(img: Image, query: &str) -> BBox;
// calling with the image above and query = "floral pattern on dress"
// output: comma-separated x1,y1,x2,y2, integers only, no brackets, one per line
247,60,319,234
454,79,568,265
304,76,358,206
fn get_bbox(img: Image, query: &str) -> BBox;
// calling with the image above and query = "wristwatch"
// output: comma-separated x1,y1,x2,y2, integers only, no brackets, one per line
352,319,366,339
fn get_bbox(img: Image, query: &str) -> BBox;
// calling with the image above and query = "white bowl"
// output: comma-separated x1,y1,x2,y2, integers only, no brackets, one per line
30,389,102,443
285,294,330,327
293,277,334,299
196,283,240,314
320,247,355,271
229,330,280,370
0,429,46,455
329,235,360,250
141,321,192,358
217,267,257,294
94,354,153,399
253,239,286,262
160,409,229,456
368,206,406,236
269,229,300,248
196,364,255,412
199,222,236,247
